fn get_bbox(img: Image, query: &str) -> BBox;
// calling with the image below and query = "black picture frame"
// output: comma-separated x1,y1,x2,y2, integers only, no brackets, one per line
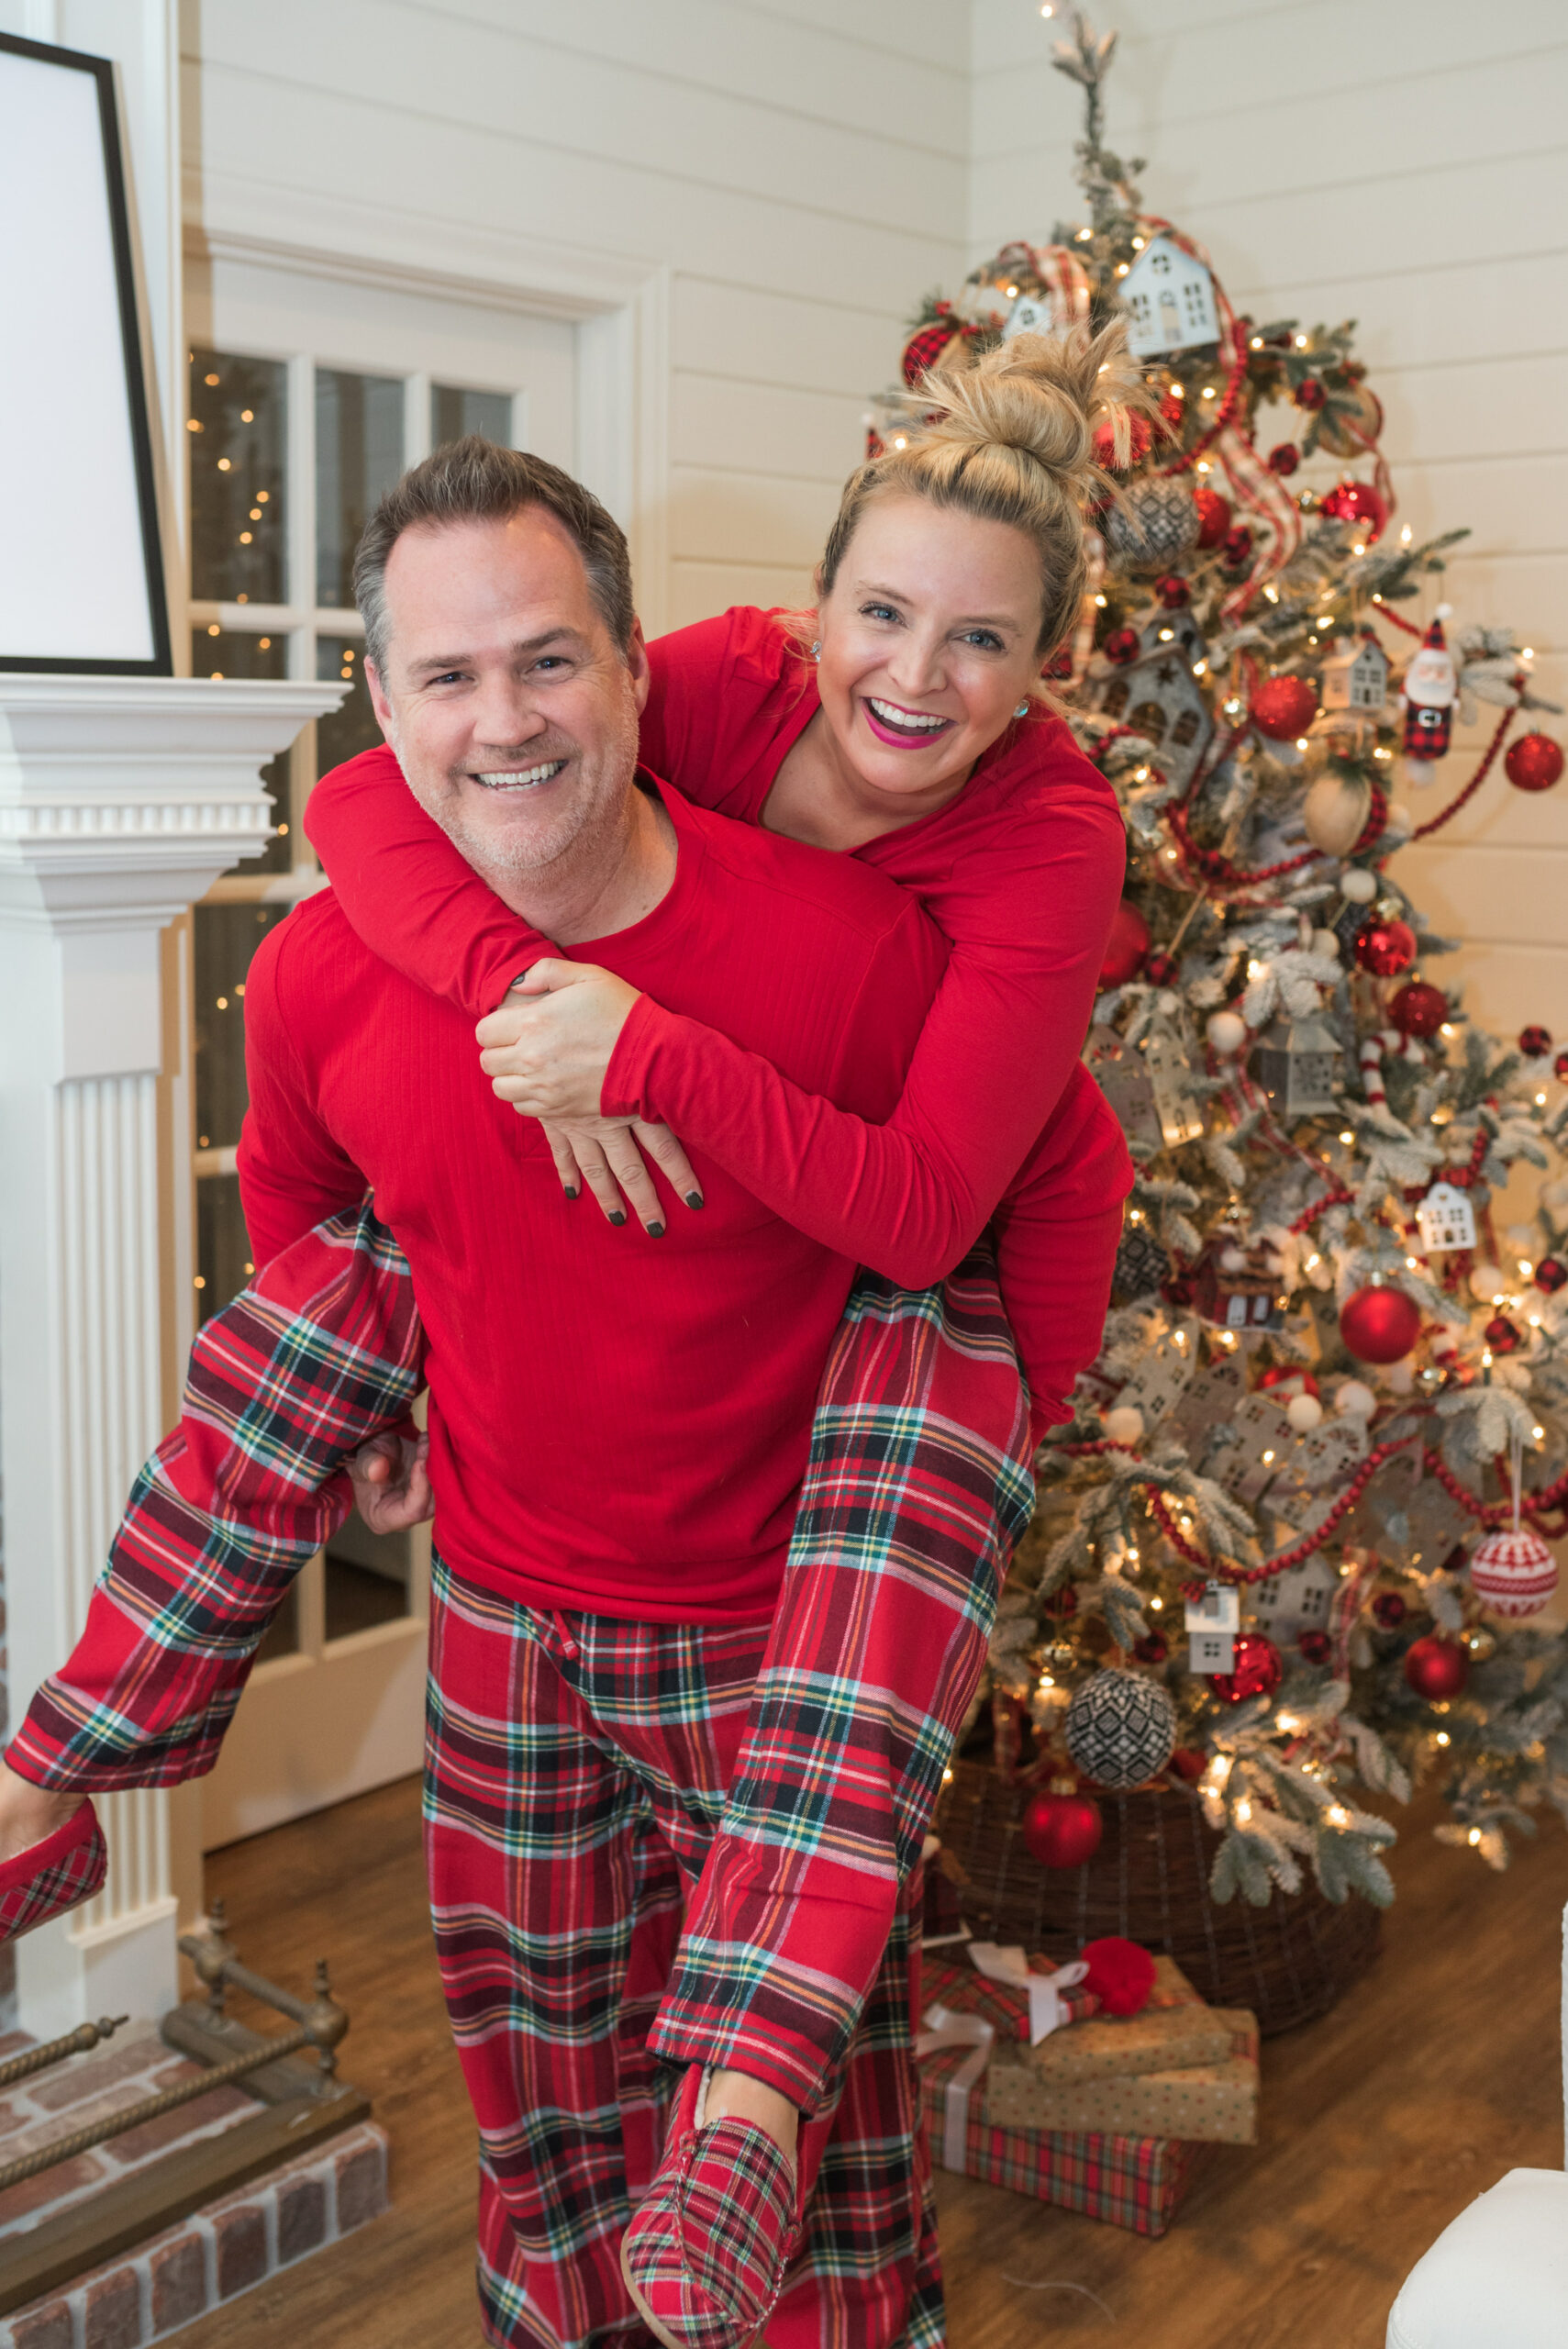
0,29,172,675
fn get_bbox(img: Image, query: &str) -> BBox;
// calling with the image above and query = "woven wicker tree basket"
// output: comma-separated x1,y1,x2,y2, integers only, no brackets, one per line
934,1757,1381,2038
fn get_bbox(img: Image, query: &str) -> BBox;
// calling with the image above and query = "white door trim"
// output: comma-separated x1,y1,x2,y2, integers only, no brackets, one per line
183,190,672,633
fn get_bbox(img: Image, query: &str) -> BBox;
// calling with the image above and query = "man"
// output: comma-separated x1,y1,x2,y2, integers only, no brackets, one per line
1,443,1115,2349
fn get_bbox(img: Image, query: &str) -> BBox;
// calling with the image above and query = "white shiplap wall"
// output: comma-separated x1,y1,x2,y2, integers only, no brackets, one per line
179,0,970,636
970,0,1568,1036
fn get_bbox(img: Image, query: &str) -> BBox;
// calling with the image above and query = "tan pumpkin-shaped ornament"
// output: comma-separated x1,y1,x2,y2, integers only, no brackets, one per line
1303,765,1373,856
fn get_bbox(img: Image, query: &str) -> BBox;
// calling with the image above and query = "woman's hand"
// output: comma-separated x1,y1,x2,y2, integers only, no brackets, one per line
477,961,704,1233
476,960,640,1121
349,1431,434,1534
538,1117,703,1234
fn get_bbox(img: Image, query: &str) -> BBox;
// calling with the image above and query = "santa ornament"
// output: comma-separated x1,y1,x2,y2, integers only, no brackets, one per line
1400,607,1458,762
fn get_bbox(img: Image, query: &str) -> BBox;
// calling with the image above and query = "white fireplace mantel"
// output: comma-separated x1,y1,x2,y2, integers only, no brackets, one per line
0,674,342,2037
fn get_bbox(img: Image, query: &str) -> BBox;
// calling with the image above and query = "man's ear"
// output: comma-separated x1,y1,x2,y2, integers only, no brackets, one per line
624,618,651,714
364,659,396,747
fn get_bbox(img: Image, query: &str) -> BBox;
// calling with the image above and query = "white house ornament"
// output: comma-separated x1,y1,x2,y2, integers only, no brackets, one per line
1415,1181,1477,1254
1318,630,1390,717
1184,1581,1239,1675
1467,1527,1559,1619
1400,608,1458,762
1091,615,1215,791
1003,292,1053,340
1247,1552,1339,1641
1083,1023,1163,1153
1064,1668,1179,1788
1118,235,1219,359
1251,1013,1345,1120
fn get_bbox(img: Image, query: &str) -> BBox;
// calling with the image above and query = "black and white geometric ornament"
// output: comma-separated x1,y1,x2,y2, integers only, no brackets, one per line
1104,478,1201,573
1115,1226,1173,1298
1064,1668,1178,1789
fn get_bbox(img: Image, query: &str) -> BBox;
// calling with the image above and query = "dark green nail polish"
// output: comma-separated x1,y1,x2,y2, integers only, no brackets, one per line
648,1221,665,1238
685,1191,705,1209
608,1210,627,1227
563,1186,579,1200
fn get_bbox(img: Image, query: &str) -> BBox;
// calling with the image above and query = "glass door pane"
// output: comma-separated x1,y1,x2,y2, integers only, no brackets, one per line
192,901,294,1321
191,625,293,874
431,383,514,447
316,368,405,608
189,350,287,606
316,635,382,776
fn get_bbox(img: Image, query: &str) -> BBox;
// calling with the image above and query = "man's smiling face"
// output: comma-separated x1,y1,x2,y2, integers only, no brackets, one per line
365,507,649,898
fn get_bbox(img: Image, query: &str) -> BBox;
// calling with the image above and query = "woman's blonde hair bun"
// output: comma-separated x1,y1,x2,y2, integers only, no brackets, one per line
816,317,1158,668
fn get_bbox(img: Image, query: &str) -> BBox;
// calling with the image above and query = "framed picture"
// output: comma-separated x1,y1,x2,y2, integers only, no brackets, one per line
0,30,172,674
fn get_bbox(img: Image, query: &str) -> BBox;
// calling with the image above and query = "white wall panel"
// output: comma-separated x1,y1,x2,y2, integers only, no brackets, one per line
969,0,1568,1037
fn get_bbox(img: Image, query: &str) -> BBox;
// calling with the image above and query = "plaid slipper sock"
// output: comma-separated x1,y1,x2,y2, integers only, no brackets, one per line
0,1798,106,1944
621,2065,802,2349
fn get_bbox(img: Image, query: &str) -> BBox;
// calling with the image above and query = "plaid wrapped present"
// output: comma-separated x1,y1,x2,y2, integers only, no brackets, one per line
921,1950,1098,2044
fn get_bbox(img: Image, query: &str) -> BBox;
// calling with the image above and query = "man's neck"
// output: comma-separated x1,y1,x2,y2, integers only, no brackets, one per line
492,778,677,947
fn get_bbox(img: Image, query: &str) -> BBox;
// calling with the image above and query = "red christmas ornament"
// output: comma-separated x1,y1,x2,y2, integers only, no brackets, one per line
1404,1634,1469,1701
1144,952,1178,986
1159,387,1186,430
1319,478,1389,539
1258,1364,1319,1397
1093,413,1154,471
1484,1315,1520,1355
1155,573,1191,609
1534,1257,1567,1295
1295,378,1327,411
900,318,963,387
1222,525,1253,568
1298,1631,1332,1665
1250,674,1319,740
1022,1787,1104,1869
1340,1283,1422,1364
1468,1528,1559,1619
1194,486,1231,548
1519,1025,1552,1059
1555,1051,1568,1084
1504,732,1563,794
1268,442,1301,476
1100,900,1151,988
1044,645,1074,681
1132,1631,1169,1664
1388,981,1448,1040
1044,1584,1079,1620
1168,1747,1207,1781
1079,1937,1157,2018
1353,917,1417,977
1211,1633,1284,1706
1372,1591,1407,1629
1102,624,1141,667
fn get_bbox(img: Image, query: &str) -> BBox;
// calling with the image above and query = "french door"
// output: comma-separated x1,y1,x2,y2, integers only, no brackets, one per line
183,256,576,1842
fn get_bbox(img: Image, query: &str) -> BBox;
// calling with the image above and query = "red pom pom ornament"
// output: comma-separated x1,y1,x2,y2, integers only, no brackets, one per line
1222,525,1253,568
1022,1788,1105,1869
1485,1315,1520,1355
1099,900,1151,988
1519,1025,1552,1059
1295,378,1327,411
1504,733,1563,794
1298,1631,1332,1664
1102,625,1141,668
1267,442,1301,476
1373,1591,1407,1628
1211,1633,1284,1706
1143,952,1177,986
1340,1284,1422,1364
1404,1634,1469,1700
1078,1937,1157,2017
1534,1257,1567,1295
1155,573,1191,609
1251,674,1319,740
1468,1528,1559,1619
1388,982,1448,1039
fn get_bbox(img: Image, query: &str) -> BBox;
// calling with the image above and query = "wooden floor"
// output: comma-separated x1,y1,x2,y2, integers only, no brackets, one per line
182,1776,1567,2349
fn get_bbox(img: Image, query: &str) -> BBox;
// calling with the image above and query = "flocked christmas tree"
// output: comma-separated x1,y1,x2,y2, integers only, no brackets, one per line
882,15,1568,1909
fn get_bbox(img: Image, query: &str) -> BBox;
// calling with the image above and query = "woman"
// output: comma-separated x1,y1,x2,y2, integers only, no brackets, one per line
305,324,1142,2349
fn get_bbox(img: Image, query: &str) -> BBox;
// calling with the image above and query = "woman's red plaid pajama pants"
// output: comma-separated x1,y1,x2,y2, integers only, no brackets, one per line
10,1212,1035,2349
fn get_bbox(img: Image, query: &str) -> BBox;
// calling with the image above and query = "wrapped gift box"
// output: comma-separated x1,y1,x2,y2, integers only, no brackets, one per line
983,2009,1259,2145
920,1952,1098,2044
918,2031,1209,2236
1021,1996,1239,2084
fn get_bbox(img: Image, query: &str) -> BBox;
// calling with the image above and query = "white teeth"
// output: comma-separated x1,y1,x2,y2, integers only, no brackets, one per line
473,760,566,789
868,697,949,732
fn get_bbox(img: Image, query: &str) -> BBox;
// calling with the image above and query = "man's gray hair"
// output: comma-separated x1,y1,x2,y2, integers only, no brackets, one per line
352,436,635,676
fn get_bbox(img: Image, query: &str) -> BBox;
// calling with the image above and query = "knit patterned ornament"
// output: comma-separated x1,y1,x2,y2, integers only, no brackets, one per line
1064,1668,1178,1789
1468,1528,1559,1620
1104,478,1201,574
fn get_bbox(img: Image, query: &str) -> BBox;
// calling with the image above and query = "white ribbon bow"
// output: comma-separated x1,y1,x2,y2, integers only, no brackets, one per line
915,2004,994,2172
967,1943,1091,2045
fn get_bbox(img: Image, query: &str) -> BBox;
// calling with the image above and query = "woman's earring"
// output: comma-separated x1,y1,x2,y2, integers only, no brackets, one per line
810,640,822,662
1014,698,1030,718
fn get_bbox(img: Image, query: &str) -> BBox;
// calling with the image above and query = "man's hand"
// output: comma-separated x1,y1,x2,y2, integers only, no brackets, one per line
0,1757,82,1865
476,960,641,1120
349,1431,434,1535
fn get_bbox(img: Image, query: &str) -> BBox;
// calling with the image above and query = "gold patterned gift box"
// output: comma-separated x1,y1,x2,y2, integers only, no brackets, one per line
983,2008,1260,2145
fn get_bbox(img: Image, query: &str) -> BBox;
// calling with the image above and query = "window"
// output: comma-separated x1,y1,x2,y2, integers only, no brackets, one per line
188,348,523,1649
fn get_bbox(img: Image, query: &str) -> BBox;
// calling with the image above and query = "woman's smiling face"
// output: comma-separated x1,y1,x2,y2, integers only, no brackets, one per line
813,493,1048,812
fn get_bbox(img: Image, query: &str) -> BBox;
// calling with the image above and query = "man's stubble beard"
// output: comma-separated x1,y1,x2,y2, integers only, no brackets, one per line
398,695,642,895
